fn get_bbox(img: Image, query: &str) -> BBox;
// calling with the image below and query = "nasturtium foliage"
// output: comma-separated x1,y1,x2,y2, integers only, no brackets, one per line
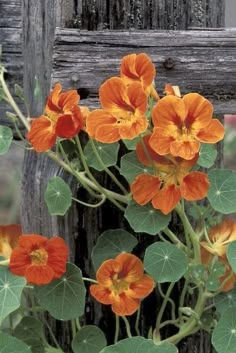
207,169,236,214
0,267,26,323
197,143,217,168
209,261,226,278
100,337,177,353
72,325,107,353
214,288,236,315
45,348,63,353
212,308,236,353
144,242,188,283
227,241,236,273
0,125,13,155
84,140,119,171
206,276,220,292
122,136,141,151
120,151,152,183
44,176,72,216
0,332,31,353
14,316,45,353
34,263,86,320
125,201,171,235
91,229,138,270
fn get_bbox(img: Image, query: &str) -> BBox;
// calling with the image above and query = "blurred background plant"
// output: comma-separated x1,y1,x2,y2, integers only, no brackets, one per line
224,115,236,170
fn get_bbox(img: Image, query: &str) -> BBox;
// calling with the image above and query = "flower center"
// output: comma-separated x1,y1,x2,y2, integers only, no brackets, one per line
30,248,48,266
111,273,129,295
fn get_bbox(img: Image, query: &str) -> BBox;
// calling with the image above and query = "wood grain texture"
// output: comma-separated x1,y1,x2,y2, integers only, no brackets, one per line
0,0,23,129
52,28,236,114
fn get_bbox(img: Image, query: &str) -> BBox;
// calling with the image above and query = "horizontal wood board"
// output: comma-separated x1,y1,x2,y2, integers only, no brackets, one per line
52,28,236,115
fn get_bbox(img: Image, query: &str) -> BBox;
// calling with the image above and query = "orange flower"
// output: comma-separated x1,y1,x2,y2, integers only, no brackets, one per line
27,83,83,152
90,253,154,316
201,219,236,292
9,234,69,285
86,77,148,143
131,135,210,214
120,53,159,100
0,224,21,259
149,93,225,160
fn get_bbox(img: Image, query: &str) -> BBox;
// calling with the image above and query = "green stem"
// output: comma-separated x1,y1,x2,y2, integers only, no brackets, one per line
114,315,120,343
157,283,176,321
72,196,106,208
121,316,132,338
135,306,141,336
82,277,98,284
76,318,81,330
89,137,128,195
75,135,126,211
42,316,62,350
159,319,180,329
156,283,175,330
0,71,30,130
162,228,188,252
71,319,77,338
176,203,200,264
47,150,129,205
178,279,189,324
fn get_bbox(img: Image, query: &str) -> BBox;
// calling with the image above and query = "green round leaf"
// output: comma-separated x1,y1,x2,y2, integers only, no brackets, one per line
92,229,138,270
144,242,188,283
84,140,119,171
227,241,236,272
207,169,236,214
197,143,217,168
125,201,171,235
206,276,220,292
0,125,13,155
212,308,236,353
214,288,236,315
72,325,107,353
0,267,26,323
120,151,153,183
14,316,45,352
100,337,177,353
44,176,72,215
0,332,31,353
34,263,86,320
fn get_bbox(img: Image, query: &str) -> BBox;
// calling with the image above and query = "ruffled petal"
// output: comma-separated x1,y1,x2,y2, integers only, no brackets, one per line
55,108,83,138
119,115,148,140
127,82,148,115
46,237,69,277
152,95,185,127
18,234,47,250
115,253,144,283
86,110,119,142
90,284,113,304
27,116,56,152
57,90,80,111
25,265,54,285
131,174,161,205
180,171,210,201
111,292,140,316
183,93,213,129
196,119,225,143
9,247,31,276
0,224,21,259
45,83,62,114
170,140,200,160
149,128,174,155
99,77,130,111
152,184,181,214
127,274,154,299
96,259,121,287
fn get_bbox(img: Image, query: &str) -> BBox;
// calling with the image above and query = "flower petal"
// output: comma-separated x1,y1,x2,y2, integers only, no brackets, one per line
196,119,225,143
99,77,130,111
55,108,83,138
119,116,148,140
131,174,161,206
111,292,140,316
96,259,121,287
115,253,144,283
18,234,47,250
25,265,54,285
86,110,119,143
152,95,186,127
90,284,113,304
9,247,31,276
0,224,21,259
180,171,210,201
170,140,200,160
127,274,154,299
183,93,213,129
27,116,56,152
46,237,69,277
127,82,148,115
152,184,181,214
149,128,175,155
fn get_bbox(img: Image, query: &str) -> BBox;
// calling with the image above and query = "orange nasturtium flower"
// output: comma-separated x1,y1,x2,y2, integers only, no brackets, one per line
149,93,225,160
86,77,148,143
131,135,210,215
201,219,236,292
27,83,84,152
120,53,159,100
9,234,69,285
0,224,21,259
90,253,154,316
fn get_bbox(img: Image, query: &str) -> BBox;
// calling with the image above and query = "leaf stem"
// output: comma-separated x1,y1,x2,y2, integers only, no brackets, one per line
114,315,120,343
121,316,132,338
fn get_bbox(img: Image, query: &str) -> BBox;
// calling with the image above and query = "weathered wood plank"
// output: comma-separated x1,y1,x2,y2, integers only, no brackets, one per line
76,0,225,30
0,0,23,129
52,29,236,114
